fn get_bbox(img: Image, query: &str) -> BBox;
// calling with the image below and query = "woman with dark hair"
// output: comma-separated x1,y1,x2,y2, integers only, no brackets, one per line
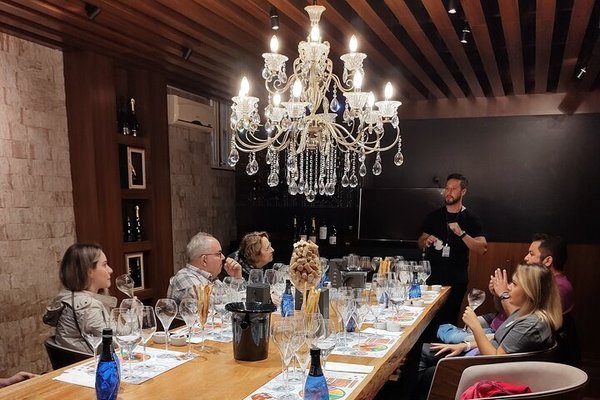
43,243,117,354
233,231,274,281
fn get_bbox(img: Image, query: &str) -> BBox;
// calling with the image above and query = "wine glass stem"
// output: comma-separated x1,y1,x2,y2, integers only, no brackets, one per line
187,325,192,356
165,328,169,351
129,347,133,378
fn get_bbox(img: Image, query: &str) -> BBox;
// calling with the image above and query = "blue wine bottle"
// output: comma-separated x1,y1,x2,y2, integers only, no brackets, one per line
281,279,294,317
409,271,421,299
95,328,120,400
303,348,329,400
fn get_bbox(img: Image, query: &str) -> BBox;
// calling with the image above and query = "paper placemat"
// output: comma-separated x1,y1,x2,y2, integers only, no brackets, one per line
171,323,233,343
331,332,401,358
244,369,368,400
325,362,374,374
53,345,193,387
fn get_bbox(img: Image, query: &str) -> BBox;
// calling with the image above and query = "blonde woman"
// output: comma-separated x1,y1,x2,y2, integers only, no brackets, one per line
415,263,562,399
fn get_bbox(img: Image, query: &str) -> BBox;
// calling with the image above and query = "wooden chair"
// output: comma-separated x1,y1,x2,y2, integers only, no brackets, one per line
455,361,588,399
426,343,557,400
44,336,90,370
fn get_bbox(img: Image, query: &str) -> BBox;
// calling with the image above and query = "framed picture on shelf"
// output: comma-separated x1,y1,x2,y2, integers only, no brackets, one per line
127,147,146,189
125,252,145,290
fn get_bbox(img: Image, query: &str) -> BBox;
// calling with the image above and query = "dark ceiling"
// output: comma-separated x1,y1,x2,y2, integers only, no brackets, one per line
1,0,599,105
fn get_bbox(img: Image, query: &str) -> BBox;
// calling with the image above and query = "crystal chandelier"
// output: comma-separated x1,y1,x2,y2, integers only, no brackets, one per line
228,3,404,202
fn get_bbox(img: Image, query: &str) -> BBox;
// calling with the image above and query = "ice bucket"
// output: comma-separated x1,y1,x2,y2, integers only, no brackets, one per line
225,302,277,361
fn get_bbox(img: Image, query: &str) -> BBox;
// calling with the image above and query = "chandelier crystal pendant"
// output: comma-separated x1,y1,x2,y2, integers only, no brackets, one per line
229,3,404,202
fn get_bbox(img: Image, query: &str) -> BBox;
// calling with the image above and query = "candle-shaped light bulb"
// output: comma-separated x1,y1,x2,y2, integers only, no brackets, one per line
273,93,281,107
270,35,279,53
384,82,393,100
239,76,250,97
353,71,363,90
292,80,302,98
367,92,375,108
310,25,320,42
349,35,358,52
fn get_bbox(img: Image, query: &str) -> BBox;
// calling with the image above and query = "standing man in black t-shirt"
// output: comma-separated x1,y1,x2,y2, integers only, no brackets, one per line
418,173,487,328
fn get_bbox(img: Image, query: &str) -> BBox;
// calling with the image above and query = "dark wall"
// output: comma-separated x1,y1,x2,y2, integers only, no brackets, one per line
236,113,600,247
365,113,600,243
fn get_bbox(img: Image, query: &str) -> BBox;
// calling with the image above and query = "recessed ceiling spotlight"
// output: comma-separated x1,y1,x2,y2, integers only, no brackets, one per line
270,7,279,30
448,0,457,14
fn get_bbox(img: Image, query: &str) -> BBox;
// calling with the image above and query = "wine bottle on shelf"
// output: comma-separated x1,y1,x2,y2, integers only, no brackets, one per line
292,215,300,242
318,219,327,242
124,215,135,243
95,328,120,400
300,218,308,241
129,98,140,137
134,205,144,241
303,348,329,400
308,217,317,243
344,224,354,246
328,225,337,245
280,279,294,317
117,96,129,135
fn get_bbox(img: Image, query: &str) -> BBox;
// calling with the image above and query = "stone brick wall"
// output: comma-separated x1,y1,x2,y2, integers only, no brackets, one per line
0,33,75,375
169,124,236,271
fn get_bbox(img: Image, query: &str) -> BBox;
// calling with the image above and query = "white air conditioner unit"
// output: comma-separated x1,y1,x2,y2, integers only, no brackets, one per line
167,94,215,132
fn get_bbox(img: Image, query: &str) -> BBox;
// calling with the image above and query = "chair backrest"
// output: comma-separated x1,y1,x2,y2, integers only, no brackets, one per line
427,342,557,400
44,336,90,370
455,361,588,399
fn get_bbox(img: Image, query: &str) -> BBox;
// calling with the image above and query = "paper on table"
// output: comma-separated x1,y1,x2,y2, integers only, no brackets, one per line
325,362,374,374
362,327,403,337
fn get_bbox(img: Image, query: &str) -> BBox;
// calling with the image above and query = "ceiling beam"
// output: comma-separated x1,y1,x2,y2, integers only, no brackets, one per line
534,0,556,93
557,0,595,91
462,0,504,97
498,0,525,94
422,0,484,97
346,0,445,99
384,0,465,99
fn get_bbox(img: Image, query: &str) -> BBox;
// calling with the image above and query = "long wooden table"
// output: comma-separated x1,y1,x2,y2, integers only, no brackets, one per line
1,288,448,400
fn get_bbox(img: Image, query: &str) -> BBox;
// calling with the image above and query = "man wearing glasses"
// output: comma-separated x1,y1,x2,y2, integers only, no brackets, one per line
167,232,242,305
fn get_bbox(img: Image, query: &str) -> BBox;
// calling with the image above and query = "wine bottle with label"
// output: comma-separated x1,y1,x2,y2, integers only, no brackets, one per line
117,96,129,135
303,348,329,400
328,225,337,245
300,217,308,241
95,328,120,400
308,217,317,243
292,215,300,242
318,219,327,241
124,215,135,242
134,205,144,241
129,98,140,137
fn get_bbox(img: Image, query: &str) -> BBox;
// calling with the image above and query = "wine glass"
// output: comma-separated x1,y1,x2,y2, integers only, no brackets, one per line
179,298,199,359
211,285,231,339
353,288,371,345
419,261,432,285
304,312,324,348
139,306,157,369
81,320,103,366
337,290,356,352
314,319,338,372
270,320,295,394
464,288,486,330
115,274,134,298
120,297,143,312
110,307,142,381
248,269,264,284
154,298,177,351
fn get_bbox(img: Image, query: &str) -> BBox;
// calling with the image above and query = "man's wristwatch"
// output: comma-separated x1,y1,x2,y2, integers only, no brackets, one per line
499,291,510,301
459,231,467,239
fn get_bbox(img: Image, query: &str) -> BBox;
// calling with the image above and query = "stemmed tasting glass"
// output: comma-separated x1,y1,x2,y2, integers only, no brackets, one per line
353,288,371,346
81,320,103,367
337,289,356,352
121,297,143,312
387,280,407,314
419,261,432,285
110,307,142,381
139,306,157,369
115,274,135,298
178,298,199,359
271,320,295,394
248,269,264,284
464,288,487,330
370,273,388,324
154,298,177,351
211,285,231,340
314,319,338,372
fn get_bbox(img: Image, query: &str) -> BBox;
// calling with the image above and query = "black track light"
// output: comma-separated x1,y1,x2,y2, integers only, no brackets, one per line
84,3,101,20
576,67,587,79
460,26,470,44
447,0,457,15
183,47,192,61
270,7,280,30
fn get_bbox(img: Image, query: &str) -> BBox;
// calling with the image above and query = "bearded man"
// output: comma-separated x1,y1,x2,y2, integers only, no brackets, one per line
418,173,488,326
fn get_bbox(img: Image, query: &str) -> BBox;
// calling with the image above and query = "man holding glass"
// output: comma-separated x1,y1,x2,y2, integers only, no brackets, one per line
167,232,242,305
418,173,488,329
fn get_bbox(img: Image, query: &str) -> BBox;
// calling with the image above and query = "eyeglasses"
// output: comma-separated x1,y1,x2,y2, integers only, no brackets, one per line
201,251,223,257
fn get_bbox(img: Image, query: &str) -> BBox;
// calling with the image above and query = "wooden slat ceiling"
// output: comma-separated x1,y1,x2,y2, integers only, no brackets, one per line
0,0,599,107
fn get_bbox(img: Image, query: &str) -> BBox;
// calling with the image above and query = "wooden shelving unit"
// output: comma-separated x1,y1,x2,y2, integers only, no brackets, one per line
64,50,173,305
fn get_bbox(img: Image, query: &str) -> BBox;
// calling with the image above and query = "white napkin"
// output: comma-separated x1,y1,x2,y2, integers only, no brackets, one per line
325,362,374,374
362,327,403,337
53,371,95,388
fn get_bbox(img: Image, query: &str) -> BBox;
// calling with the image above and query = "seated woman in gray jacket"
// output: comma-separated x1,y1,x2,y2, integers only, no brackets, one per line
43,243,117,354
